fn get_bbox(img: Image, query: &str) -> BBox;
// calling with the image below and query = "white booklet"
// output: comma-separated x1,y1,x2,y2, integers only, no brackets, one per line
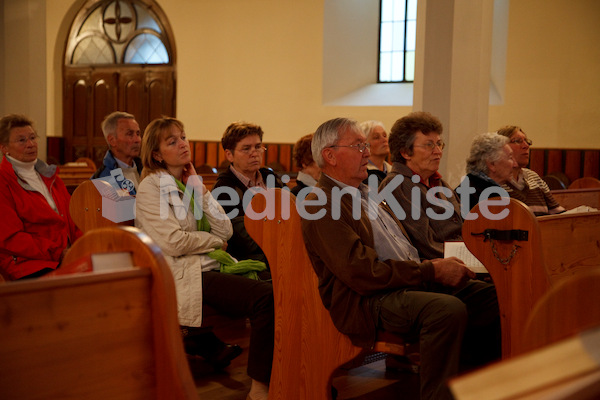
444,241,488,274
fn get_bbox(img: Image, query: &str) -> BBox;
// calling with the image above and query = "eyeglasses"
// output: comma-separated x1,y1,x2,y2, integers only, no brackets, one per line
237,145,267,155
509,138,532,146
10,134,39,146
328,142,371,153
413,141,445,151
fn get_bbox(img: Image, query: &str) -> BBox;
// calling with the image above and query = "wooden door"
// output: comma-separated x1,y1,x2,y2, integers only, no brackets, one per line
63,66,175,166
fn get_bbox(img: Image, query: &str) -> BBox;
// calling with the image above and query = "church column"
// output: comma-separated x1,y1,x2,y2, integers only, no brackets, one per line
413,0,495,187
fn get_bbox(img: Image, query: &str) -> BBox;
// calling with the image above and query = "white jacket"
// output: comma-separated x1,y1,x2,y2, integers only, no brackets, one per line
135,172,233,327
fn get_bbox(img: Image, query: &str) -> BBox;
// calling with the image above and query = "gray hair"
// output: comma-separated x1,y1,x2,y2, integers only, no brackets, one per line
312,118,360,167
466,133,509,175
101,111,136,142
359,120,385,141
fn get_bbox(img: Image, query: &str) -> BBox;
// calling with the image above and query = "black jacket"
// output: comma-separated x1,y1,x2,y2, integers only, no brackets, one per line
212,167,284,265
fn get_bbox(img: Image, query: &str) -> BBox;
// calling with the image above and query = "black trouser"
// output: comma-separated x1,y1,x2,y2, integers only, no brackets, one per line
202,270,274,383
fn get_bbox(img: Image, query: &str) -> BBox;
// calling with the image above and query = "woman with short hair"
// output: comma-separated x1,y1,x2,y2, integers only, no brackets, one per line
0,114,81,280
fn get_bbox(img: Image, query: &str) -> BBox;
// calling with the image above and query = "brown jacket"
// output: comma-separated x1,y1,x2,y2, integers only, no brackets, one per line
300,174,435,348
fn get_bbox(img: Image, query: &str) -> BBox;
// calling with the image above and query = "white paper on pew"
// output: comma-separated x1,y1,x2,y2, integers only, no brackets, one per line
562,205,599,214
444,241,488,274
92,178,131,201
91,252,134,272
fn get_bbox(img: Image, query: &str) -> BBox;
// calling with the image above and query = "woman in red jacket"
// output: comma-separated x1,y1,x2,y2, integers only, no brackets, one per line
0,114,81,280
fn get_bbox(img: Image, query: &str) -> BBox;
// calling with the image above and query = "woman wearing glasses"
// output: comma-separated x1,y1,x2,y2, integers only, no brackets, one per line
0,114,81,280
497,125,565,215
212,121,285,265
380,111,463,260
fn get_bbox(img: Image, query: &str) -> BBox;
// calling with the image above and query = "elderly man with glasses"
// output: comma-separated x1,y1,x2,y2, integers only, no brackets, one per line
301,117,500,400
379,111,464,260
497,125,565,215
212,121,284,267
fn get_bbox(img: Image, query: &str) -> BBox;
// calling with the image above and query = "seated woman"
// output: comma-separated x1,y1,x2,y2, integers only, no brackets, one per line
380,112,463,260
360,120,391,186
0,114,81,280
290,133,320,197
135,117,273,400
497,125,565,215
458,132,517,209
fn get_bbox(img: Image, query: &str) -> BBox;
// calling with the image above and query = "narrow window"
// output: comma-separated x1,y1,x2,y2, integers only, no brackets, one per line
379,0,417,83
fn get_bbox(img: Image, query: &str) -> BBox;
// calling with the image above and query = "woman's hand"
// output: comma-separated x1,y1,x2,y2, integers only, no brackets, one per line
181,162,207,195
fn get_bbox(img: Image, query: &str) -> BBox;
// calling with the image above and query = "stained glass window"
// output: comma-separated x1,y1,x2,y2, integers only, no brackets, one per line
69,0,170,65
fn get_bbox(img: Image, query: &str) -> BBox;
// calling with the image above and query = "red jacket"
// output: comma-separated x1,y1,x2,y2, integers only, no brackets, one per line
0,157,82,280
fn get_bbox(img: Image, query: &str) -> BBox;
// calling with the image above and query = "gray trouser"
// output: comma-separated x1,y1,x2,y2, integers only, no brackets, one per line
375,280,500,400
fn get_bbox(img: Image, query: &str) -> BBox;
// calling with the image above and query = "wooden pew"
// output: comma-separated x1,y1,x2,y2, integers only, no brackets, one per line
449,271,600,400
463,198,600,358
69,175,219,234
522,269,600,353
58,157,96,193
69,179,125,232
551,187,600,210
569,176,600,189
0,226,198,400
244,188,410,400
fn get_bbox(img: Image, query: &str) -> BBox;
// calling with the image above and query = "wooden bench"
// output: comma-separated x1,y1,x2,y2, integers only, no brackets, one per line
0,226,198,399
58,157,96,193
463,198,600,358
69,175,222,234
568,176,600,189
244,188,409,400
551,187,600,210
69,179,125,232
449,270,600,400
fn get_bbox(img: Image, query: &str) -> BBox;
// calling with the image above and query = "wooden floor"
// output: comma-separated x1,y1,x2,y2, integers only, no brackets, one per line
191,317,420,400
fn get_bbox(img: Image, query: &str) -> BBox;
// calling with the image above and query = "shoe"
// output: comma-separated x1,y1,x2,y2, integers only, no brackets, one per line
205,343,243,370
385,354,419,374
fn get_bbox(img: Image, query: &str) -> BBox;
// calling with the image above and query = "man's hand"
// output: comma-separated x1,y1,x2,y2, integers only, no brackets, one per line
431,257,476,287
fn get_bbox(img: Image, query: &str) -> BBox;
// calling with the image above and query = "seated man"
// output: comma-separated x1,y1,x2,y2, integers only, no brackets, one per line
380,111,463,260
300,117,500,400
212,121,284,265
92,111,142,195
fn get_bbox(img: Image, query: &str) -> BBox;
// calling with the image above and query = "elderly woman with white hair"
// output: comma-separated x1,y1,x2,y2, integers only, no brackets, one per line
360,120,391,185
458,132,517,210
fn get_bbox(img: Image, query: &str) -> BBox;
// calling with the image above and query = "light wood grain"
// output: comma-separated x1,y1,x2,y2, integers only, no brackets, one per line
244,189,407,400
0,226,197,400
463,198,600,358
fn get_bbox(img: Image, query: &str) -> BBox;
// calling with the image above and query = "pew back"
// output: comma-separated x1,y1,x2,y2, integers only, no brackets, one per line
522,270,600,353
58,157,96,193
463,198,600,358
550,187,600,210
0,226,197,400
244,189,406,400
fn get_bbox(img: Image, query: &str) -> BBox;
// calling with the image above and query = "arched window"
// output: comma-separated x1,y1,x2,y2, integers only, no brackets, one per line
63,0,176,165
66,0,173,65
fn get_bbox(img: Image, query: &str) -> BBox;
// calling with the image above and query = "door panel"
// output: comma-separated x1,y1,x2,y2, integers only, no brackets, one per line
63,66,175,166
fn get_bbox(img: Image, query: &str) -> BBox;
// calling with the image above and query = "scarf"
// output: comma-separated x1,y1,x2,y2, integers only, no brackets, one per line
175,178,266,280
